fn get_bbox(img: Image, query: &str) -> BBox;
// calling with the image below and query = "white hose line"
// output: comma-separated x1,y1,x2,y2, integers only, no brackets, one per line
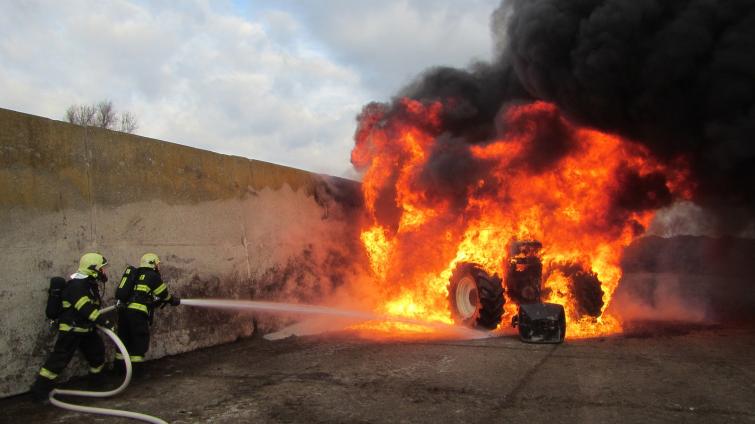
48,306,168,424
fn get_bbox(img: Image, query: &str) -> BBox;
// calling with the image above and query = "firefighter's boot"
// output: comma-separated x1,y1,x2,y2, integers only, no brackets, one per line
30,376,55,402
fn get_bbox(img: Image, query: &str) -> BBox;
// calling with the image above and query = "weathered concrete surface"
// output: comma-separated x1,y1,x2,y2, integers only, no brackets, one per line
614,236,755,324
1,325,753,423
0,107,364,397
615,272,737,323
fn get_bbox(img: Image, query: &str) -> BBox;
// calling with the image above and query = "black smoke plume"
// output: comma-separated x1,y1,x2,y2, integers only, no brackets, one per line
507,0,755,233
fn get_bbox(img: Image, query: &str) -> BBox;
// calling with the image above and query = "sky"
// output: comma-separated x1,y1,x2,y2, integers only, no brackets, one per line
0,0,499,178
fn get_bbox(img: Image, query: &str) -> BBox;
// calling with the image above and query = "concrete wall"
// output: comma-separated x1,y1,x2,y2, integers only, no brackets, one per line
0,107,364,397
612,236,755,324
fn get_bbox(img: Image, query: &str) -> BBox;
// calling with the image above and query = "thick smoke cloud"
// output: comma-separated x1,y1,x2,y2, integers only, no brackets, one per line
399,61,530,143
356,0,754,234
507,0,755,232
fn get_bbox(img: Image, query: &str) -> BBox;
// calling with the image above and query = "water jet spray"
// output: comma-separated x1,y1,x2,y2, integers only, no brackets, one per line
180,299,491,339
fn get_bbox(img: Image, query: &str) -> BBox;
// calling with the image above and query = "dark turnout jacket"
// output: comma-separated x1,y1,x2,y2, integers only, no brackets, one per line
57,276,104,332
124,268,174,315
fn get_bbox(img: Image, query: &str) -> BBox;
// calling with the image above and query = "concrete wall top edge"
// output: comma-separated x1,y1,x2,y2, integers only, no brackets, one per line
0,107,358,211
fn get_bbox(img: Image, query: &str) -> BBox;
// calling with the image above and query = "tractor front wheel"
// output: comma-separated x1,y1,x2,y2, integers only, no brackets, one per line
447,263,504,330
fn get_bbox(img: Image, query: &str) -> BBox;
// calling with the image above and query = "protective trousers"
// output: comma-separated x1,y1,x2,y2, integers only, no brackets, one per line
31,330,105,400
38,330,106,379
114,308,150,365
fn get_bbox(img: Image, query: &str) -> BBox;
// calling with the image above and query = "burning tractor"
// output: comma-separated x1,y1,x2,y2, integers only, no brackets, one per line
447,240,567,343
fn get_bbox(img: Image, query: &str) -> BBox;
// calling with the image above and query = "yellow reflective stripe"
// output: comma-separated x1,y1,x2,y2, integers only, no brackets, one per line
153,283,167,295
74,296,90,310
135,284,150,292
61,301,71,308
58,323,92,333
88,309,100,321
139,274,145,281
89,364,104,374
128,303,149,313
39,368,57,380
119,268,132,288
130,355,144,363
114,352,124,360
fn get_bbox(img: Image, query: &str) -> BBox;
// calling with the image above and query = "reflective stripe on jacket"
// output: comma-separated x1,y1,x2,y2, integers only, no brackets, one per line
57,276,102,332
126,268,172,315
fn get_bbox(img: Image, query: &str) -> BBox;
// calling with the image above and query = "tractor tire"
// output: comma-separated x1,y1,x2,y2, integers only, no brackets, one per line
570,270,604,318
447,263,504,329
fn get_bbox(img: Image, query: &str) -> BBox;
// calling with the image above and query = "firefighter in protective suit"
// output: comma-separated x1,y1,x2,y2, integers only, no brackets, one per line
113,253,180,375
30,253,115,401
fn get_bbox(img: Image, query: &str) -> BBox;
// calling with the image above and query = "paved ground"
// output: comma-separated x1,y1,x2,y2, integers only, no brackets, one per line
2,323,754,424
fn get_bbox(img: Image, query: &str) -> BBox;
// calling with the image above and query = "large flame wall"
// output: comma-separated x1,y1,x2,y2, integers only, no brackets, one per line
352,100,693,337
0,107,362,398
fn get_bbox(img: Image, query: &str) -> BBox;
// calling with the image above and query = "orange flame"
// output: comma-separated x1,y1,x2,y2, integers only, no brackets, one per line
352,100,691,339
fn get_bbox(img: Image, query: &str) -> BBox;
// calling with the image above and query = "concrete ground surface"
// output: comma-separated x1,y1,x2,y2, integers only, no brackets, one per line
2,324,754,424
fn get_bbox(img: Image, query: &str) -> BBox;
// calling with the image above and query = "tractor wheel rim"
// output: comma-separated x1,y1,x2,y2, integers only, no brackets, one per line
455,276,478,319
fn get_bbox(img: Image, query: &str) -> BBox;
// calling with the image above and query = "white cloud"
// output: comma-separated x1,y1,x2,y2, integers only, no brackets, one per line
261,0,499,93
0,0,499,177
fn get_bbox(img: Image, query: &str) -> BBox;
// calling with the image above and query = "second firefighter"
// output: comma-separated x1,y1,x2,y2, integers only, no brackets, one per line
114,253,180,374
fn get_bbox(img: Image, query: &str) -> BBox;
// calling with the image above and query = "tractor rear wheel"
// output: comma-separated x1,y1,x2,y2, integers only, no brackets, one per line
447,263,504,329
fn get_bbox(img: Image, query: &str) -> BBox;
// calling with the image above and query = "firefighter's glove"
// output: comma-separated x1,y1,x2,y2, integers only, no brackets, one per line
95,316,116,332
169,296,181,307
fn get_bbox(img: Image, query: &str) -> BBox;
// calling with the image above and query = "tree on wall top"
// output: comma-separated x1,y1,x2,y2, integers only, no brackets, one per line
65,100,138,134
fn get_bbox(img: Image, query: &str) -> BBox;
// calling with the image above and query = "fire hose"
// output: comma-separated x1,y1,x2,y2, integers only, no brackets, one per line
48,305,168,424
